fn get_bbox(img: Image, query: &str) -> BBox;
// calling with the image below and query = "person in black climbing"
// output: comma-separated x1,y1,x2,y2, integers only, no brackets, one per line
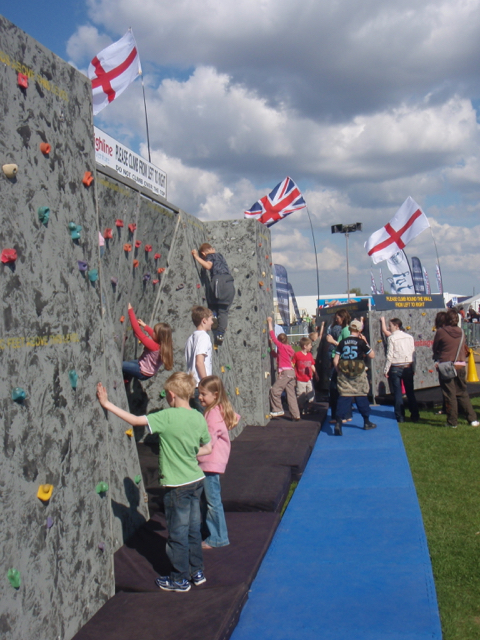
191,243,235,346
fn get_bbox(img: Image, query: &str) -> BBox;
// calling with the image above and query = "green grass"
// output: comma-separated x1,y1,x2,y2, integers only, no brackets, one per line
399,399,480,640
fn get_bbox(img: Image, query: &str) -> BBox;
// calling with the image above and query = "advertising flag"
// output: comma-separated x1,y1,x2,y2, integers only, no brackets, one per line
423,267,431,294
244,177,306,227
435,263,443,294
370,271,378,295
386,250,415,294
273,264,290,326
365,197,430,264
379,268,384,294
411,257,426,294
88,30,142,116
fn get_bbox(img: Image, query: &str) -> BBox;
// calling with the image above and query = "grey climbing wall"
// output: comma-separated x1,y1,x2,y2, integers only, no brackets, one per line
0,16,148,640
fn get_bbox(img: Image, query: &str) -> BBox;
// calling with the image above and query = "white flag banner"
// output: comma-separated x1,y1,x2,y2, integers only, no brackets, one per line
386,250,415,294
88,30,142,116
365,197,430,265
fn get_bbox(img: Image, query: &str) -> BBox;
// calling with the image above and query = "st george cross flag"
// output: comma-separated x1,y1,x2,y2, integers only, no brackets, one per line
365,196,430,264
244,177,306,227
88,30,142,116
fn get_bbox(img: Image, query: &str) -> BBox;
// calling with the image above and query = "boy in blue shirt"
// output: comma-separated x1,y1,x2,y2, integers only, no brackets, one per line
96,372,212,592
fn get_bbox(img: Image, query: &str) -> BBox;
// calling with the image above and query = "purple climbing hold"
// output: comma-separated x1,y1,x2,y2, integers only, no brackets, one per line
78,260,88,272
143,273,151,282
111,276,118,285
46,517,54,529
98,542,105,552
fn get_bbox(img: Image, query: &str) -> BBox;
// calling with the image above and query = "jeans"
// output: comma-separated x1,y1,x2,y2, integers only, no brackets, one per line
202,473,229,547
163,479,204,582
336,395,370,422
189,388,205,414
210,274,235,333
388,365,419,421
122,360,151,381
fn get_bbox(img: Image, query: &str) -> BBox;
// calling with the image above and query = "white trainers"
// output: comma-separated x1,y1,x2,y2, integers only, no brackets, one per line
471,421,479,427
270,411,285,417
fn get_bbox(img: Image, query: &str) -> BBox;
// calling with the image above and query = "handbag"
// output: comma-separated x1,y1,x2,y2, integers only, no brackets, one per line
437,333,464,381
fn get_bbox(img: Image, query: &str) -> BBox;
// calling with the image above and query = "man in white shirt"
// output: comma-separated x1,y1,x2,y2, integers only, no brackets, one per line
185,306,214,412
384,317,420,423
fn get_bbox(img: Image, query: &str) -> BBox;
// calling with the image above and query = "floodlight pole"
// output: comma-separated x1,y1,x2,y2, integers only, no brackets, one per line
331,223,363,301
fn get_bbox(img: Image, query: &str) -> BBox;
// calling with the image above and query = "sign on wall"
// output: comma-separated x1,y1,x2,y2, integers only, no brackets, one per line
94,126,167,198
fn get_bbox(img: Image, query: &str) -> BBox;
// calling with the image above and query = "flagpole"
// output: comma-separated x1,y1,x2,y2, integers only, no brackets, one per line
429,226,444,293
140,74,152,163
306,207,320,307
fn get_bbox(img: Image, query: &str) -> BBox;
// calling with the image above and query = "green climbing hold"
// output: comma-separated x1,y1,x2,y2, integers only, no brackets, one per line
226,365,231,370
159,390,166,398
87,269,98,283
7,568,20,589
11,387,26,402
37,206,50,225
68,370,78,389
267,347,271,353
134,475,142,484
261,353,266,358
95,482,109,494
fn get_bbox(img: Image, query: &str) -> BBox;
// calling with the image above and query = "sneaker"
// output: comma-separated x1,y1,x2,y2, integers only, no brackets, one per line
334,421,343,436
155,576,191,592
214,332,224,346
471,421,479,427
270,411,285,418
364,421,377,430
447,423,457,429
191,570,206,586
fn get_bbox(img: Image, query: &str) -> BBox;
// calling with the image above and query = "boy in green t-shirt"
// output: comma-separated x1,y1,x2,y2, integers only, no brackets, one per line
96,372,212,593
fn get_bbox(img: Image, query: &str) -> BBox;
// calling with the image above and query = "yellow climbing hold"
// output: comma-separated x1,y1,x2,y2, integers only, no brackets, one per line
221,366,225,373
125,428,134,437
37,484,54,501
235,387,240,395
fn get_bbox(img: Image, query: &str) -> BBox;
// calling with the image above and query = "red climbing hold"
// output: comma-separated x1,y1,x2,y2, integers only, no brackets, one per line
135,240,142,248
120,315,125,323
154,253,161,260
145,245,152,252
40,142,51,155
17,72,28,89
128,223,137,233
133,259,139,268
115,219,124,228
82,171,94,187
265,255,269,259
123,243,132,252
153,279,159,285
1,249,17,264
104,228,113,239
157,267,165,274
196,284,201,289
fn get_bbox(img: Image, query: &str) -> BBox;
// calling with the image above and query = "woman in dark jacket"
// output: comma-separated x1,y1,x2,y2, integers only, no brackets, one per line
432,309,478,428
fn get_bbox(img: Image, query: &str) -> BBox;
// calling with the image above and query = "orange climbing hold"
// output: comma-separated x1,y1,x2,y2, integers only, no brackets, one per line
1,249,17,263
124,243,132,252
40,142,51,155
258,281,264,287
115,219,124,227
128,223,137,233
157,267,165,274
37,484,53,501
82,171,94,187
104,228,113,239
133,259,139,268
120,315,125,323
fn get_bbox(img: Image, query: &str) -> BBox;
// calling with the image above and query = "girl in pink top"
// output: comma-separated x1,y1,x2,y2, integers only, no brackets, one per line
197,375,239,548
267,316,300,421
122,303,173,381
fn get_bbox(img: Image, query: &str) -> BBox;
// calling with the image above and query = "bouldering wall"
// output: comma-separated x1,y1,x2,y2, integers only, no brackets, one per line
0,16,148,640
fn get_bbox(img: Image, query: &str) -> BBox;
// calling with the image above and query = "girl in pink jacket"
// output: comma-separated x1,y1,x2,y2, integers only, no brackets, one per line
197,376,239,548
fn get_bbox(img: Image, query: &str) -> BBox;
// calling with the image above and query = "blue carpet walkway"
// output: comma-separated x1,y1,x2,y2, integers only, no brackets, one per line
231,406,442,640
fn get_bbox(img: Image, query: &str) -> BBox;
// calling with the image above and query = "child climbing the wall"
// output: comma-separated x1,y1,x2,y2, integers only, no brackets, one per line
293,337,316,415
191,243,235,346
96,373,212,592
122,303,173,382
197,375,239,549
267,316,301,421
185,306,214,412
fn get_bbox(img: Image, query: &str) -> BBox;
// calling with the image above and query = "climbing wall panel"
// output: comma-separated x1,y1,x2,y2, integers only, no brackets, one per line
0,16,147,640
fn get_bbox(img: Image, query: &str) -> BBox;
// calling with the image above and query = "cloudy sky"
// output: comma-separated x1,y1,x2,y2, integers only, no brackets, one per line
4,1,480,298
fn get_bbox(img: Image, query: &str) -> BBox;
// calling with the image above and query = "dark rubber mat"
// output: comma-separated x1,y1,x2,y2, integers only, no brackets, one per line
72,585,249,640
114,511,280,592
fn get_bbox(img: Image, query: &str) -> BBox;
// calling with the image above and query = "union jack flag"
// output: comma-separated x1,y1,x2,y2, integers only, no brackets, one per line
244,177,306,227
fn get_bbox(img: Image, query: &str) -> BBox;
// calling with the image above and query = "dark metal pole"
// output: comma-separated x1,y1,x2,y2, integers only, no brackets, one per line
306,207,320,306
141,76,152,163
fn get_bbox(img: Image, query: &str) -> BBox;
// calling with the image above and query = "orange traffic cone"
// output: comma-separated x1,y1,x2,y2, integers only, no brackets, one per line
466,349,479,382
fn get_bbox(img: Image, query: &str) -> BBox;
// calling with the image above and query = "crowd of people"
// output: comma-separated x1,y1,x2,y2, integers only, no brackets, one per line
95,238,479,595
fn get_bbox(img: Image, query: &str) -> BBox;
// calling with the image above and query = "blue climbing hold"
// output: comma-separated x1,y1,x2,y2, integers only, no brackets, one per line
11,388,26,403
38,206,50,225
68,222,82,240
88,269,98,283
69,370,78,389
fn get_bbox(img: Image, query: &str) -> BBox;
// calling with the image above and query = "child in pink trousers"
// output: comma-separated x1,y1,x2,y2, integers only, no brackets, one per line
197,375,239,548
